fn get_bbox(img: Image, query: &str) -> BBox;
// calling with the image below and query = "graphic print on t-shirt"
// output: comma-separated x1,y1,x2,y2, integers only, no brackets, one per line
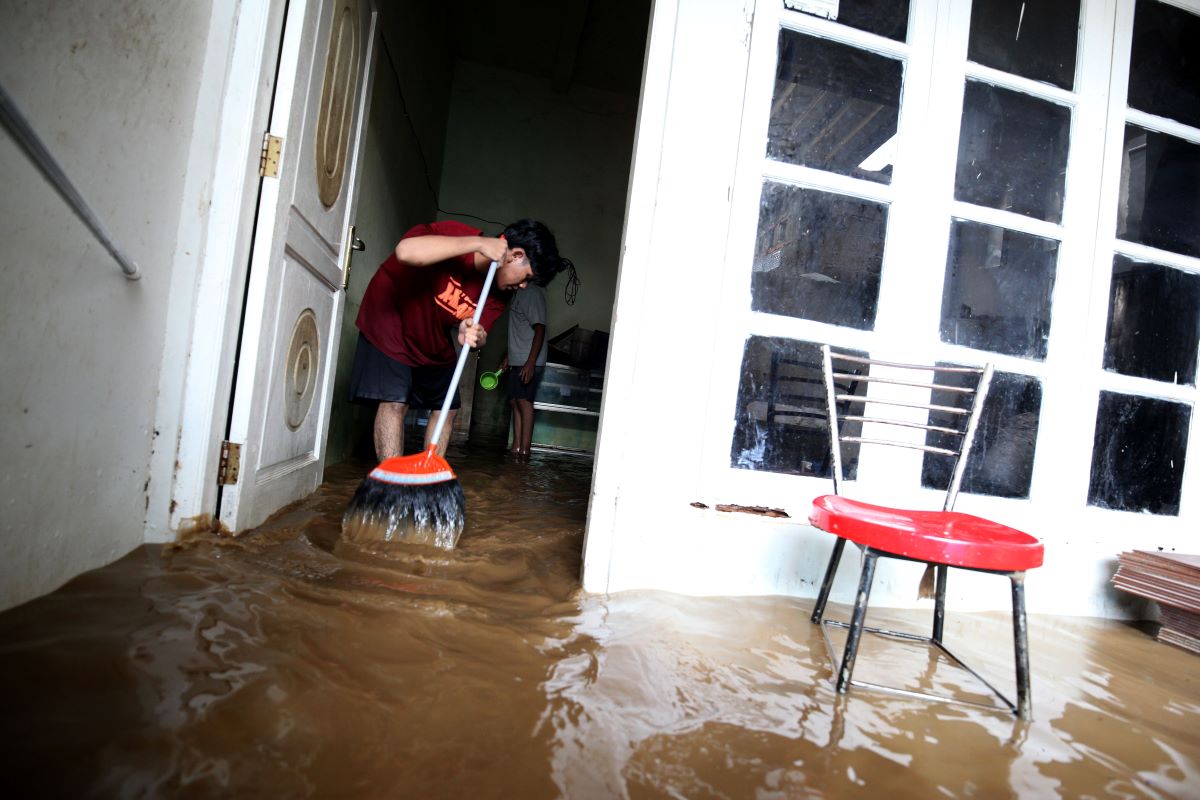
434,276,476,320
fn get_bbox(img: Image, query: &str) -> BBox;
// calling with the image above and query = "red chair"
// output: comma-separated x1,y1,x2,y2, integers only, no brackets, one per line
809,345,1044,719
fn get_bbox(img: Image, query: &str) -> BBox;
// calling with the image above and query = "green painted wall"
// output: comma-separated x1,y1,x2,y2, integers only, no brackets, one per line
438,61,637,448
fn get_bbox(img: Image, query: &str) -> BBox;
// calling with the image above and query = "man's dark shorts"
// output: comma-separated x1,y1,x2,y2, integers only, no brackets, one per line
348,333,461,410
506,366,544,402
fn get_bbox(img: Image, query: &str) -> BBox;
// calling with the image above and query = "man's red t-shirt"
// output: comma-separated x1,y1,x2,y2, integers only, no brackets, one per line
356,220,507,367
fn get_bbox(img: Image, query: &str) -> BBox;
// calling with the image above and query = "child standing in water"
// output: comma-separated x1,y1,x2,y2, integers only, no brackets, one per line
501,283,548,459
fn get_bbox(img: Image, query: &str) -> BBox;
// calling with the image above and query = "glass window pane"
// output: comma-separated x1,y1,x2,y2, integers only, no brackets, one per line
967,0,1080,90
955,80,1071,223
1104,256,1200,385
1128,0,1200,129
784,0,910,42
751,181,888,329
730,336,868,477
939,220,1059,360
768,30,903,184
1088,392,1191,515
923,370,1043,499
1116,125,1200,259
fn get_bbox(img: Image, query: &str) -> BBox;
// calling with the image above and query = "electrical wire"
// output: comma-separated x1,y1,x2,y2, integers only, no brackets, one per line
378,32,505,229
561,258,580,305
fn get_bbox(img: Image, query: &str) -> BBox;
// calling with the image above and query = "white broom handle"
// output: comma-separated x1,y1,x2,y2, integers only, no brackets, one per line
428,260,498,446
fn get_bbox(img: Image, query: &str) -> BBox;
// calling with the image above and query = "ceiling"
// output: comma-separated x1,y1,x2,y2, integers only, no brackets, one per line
446,0,652,96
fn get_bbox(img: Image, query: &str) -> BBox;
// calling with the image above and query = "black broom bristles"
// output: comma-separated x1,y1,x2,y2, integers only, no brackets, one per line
341,477,466,549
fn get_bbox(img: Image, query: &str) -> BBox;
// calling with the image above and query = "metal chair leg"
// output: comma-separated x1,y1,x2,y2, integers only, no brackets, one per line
836,549,879,693
1011,572,1032,720
811,538,847,624
932,564,948,643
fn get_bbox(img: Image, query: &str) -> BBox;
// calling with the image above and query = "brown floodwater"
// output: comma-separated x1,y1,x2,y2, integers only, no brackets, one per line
0,447,1197,798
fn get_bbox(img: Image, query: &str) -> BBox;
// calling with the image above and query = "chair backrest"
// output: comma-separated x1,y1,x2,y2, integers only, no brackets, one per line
820,345,993,511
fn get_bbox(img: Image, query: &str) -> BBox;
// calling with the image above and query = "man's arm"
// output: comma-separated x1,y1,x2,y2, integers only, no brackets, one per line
394,235,506,269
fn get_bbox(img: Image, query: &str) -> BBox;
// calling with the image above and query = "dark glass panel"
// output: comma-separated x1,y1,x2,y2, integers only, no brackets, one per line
730,336,868,477
1088,392,1190,515
784,0,910,42
967,0,1080,90
768,29,903,183
955,80,1071,223
1128,0,1200,128
923,370,1042,499
1116,125,1200,259
751,181,887,329
939,220,1058,360
1104,256,1200,386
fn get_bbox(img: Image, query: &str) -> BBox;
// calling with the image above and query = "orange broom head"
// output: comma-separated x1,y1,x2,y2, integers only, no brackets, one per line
368,444,458,486
341,444,466,548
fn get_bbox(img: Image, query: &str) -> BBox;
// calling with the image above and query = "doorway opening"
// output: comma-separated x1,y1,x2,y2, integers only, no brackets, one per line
321,0,651,530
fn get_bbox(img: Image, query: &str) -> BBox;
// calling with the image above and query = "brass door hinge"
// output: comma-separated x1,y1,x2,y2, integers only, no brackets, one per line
259,133,283,178
218,441,242,485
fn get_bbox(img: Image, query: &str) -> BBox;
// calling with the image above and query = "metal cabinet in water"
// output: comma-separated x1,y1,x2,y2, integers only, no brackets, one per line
512,362,602,453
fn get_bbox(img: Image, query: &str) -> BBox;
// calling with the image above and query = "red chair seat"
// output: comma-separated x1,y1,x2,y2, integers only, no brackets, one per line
810,495,1043,572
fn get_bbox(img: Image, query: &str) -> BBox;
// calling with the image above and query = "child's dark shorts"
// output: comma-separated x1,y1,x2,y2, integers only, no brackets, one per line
348,333,461,410
506,366,544,402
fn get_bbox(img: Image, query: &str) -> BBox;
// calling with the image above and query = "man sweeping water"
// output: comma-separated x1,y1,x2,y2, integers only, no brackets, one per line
341,218,576,548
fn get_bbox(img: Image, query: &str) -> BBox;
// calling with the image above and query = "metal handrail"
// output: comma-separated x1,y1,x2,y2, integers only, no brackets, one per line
0,81,140,280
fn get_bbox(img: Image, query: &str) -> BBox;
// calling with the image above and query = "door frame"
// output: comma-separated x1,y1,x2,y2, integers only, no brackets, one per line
145,0,291,542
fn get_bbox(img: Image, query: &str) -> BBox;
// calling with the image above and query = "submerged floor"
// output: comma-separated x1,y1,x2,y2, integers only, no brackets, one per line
0,447,1196,798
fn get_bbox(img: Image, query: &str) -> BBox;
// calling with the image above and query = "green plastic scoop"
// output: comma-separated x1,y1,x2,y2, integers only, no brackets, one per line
479,369,503,391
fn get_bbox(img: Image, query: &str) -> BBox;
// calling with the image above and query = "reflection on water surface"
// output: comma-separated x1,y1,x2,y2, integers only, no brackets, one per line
0,447,1196,797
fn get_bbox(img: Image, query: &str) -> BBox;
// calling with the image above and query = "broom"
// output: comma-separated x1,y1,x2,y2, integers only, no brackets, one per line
341,260,498,549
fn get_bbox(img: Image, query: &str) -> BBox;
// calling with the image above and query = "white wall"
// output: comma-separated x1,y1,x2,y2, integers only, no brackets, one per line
585,0,771,603
0,1,241,609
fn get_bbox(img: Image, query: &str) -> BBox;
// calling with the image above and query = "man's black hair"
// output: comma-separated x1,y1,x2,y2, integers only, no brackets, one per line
503,219,563,287
503,218,580,303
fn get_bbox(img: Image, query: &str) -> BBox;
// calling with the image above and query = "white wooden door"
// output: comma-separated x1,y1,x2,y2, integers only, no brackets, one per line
219,0,377,533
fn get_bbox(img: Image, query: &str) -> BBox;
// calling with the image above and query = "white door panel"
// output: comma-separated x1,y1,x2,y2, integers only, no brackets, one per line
220,0,376,533
256,249,337,468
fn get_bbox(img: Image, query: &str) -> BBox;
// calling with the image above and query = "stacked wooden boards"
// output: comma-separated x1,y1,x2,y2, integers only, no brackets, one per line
1112,550,1200,654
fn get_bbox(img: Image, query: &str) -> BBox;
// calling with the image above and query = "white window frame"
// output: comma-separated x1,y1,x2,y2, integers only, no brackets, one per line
698,0,1198,542
1085,0,1200,522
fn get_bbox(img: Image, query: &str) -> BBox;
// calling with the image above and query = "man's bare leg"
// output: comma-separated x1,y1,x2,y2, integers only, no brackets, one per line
426,408,457,456
374,401,408,460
